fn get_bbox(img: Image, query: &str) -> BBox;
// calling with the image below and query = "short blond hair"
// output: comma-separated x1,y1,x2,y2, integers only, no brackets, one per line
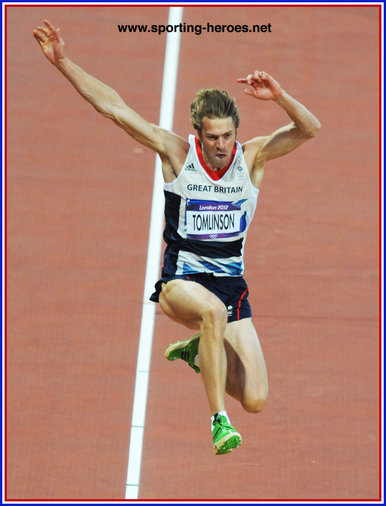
190,88,240,134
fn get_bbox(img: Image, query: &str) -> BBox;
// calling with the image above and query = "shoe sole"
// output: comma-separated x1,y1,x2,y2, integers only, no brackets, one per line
164,334,200,361
214,432,242,455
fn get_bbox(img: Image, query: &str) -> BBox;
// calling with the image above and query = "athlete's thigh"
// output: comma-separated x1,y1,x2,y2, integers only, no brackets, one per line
159,278,226,330
224,318,268,394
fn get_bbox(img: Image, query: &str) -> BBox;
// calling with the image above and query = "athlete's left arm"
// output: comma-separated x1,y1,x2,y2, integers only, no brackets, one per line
238,70,321,161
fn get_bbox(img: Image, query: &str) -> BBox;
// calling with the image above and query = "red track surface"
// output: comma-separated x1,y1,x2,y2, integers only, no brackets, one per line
6,4,381,501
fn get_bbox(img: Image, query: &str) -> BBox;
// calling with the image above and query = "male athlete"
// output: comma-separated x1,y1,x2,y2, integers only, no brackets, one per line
33,19,321,455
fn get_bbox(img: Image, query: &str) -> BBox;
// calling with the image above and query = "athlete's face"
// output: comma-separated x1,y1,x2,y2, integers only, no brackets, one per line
199,117,237,170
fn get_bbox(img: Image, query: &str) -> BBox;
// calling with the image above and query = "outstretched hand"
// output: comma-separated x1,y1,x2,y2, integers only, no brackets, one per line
237,70,283,100
33,19,65,66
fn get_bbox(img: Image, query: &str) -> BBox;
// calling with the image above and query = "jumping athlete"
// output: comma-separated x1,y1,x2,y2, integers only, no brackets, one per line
33,19,321,455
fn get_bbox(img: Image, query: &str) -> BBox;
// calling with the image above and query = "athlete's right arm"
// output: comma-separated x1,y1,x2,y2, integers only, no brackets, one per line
33,19,169,155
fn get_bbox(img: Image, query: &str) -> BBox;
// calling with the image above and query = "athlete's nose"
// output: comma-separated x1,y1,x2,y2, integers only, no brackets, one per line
216,137,225,149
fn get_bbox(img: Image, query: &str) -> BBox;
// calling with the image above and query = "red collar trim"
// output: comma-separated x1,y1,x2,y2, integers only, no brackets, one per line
195,137,237,181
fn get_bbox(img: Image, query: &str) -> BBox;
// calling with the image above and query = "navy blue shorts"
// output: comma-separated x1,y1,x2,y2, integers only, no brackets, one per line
150,273,252,323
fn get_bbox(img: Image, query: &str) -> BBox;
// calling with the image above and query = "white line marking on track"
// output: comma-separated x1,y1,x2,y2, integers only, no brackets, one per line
125,6,183,500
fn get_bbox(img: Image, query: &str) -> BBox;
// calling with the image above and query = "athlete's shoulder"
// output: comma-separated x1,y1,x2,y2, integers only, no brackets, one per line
159,130,190,181
241,136,269,172
242,136,269,154
158,128,189,152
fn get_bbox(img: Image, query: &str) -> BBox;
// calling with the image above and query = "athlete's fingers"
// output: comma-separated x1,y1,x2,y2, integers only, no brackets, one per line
243,88,257,97
32,28,46,43
55,27,64,44
44,19,57,34
38,26,50,37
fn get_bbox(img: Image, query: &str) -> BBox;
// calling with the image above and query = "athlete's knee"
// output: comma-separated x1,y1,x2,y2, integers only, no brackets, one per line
241,389,268,414
158,283,174,316
201,298,227,329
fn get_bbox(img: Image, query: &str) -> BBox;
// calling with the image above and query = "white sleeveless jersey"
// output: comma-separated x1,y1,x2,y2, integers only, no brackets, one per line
162,134,259,277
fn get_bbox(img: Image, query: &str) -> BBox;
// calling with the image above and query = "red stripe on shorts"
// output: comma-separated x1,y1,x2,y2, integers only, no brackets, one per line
237,289,248,321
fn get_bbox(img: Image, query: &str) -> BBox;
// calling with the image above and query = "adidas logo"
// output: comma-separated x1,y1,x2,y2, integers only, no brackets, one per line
185,163,197,172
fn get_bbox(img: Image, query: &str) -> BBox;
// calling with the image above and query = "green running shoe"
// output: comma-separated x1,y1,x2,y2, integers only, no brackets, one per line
212,414,242,455
164,333,201,373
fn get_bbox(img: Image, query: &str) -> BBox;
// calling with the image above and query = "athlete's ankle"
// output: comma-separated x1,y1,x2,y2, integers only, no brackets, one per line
211,410,230,430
